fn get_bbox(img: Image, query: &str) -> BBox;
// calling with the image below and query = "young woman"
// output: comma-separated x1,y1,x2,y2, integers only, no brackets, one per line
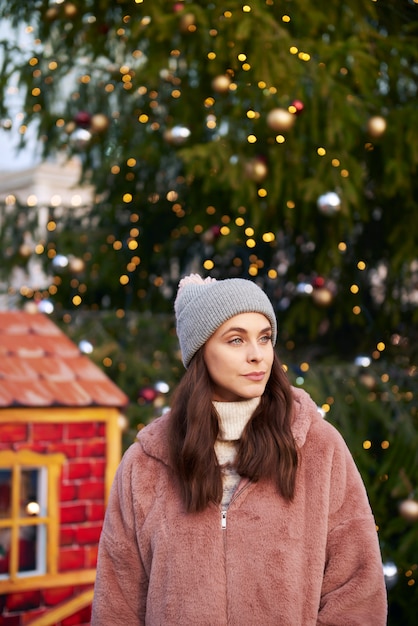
92,274,387,625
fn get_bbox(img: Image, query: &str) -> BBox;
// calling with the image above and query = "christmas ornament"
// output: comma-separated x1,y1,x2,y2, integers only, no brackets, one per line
211,75,231,94
244,157,268,182
202,225,221,244
312,277,325,289
163,125,191,145
19,243,32,258
74,111,91,128
155,381,170,394
64,121,76,135
266,108,295,132
118,414,129,431
52,254,69,269
78,339,94,354
354,355,371,367
138,386,158,404
68,256,85,273
399,498,418,522
290,99,304,114
63,2,78,19
90,113,110,133
37,299,54,314
383,562,398,590
0,118,12,130
44,6,59,21
296,282,313,295
311,286,334,308
69,128,92,150
359,373,376,390
317,191,341,216
24,301,40,314
367,115,387,138
179,12,196,33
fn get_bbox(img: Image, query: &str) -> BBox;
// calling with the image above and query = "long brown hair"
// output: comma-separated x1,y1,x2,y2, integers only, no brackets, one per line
168,349,298,512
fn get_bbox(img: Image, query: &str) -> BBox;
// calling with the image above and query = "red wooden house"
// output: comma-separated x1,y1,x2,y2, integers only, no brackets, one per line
0,311,128,626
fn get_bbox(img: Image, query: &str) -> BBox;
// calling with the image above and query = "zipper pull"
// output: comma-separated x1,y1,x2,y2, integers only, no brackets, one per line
221,510,227,529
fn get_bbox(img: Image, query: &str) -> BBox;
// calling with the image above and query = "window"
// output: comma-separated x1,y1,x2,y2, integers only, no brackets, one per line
0,450,65,582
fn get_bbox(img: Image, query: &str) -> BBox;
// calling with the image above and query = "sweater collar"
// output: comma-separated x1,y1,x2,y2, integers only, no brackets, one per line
213,397,260,441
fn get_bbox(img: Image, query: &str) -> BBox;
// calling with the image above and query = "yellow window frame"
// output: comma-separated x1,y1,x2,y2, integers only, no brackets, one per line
0,449,65,582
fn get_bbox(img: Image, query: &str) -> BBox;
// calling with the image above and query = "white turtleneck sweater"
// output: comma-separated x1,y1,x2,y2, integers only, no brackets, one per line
213,397,260,509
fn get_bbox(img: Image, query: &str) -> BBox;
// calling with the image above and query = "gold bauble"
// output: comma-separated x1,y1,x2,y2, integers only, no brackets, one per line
90,113,110,133
266,108,295,132
63,2,78,19
359,373,376,390
19,243,32,258
399,499,418,522
312,287,334,307
65,121,76,135
179,12,196,33
245,158,268,183
367,116,387,138
68,257,85,273
24,301,40,314
211,75,231,94
45,7,59,21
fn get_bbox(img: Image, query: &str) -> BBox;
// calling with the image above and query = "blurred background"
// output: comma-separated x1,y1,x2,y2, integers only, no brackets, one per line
0,1,417,622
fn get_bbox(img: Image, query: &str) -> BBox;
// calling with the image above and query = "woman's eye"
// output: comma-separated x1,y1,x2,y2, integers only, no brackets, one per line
229,337,243,344
260,335,272,343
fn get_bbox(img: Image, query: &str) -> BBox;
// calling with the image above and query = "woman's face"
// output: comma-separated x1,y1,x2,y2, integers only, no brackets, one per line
203,312,274,402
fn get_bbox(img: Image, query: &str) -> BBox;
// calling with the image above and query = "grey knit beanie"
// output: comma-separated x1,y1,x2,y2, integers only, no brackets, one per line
174,274,277,367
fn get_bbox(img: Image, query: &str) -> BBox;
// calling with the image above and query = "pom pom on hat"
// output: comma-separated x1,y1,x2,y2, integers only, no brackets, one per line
174,274,277,367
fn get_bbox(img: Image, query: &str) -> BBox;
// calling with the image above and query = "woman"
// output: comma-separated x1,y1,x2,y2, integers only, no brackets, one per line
92,274,387,625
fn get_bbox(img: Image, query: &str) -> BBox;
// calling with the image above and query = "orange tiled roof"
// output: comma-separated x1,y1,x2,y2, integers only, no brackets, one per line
0,311,129,408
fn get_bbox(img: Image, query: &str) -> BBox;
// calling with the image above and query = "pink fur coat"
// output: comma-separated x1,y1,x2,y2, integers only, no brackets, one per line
92,387,387,625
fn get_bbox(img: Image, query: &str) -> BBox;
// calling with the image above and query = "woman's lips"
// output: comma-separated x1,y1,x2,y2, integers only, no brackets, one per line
243,372,265,381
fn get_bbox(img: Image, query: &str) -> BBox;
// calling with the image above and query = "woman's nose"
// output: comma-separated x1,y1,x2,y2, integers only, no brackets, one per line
247,343,262,362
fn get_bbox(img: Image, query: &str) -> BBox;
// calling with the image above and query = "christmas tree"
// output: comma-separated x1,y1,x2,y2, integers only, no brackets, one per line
0,1,417,622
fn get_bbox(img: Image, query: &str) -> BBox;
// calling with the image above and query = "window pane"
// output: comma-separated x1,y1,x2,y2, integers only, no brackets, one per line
20,469,40,518
0,470,11,517
18,525,37,573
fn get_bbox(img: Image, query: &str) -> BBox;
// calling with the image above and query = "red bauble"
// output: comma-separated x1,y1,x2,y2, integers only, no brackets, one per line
138,386,158,403
312,276,325,288
74,111,91,128
291,99,304,114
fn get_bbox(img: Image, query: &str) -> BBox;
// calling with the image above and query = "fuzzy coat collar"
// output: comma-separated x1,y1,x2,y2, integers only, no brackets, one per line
137,386,318,464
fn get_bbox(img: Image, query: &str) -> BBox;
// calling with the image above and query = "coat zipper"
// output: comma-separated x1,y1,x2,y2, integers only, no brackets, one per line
221,481,251,529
